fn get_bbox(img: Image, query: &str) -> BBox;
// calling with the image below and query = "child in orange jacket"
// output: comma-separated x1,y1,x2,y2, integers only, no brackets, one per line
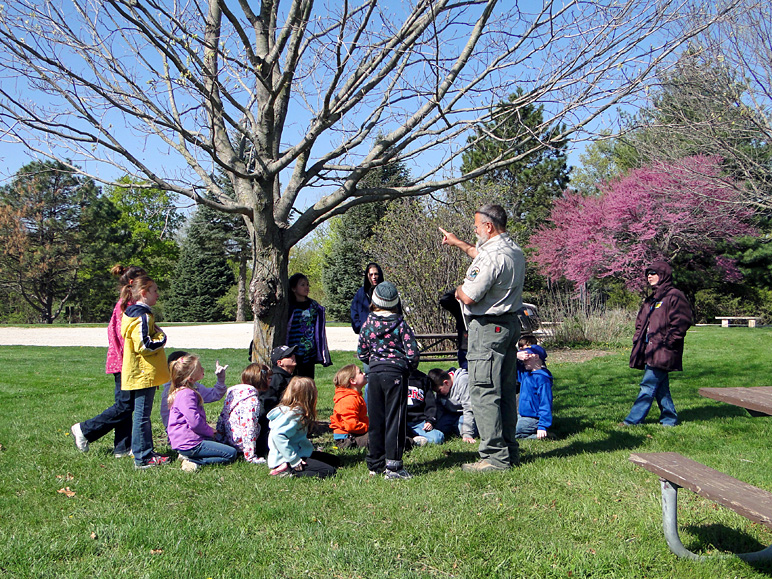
330,364,369,449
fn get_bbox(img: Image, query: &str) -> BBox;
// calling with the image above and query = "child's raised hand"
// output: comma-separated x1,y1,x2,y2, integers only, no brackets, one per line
215,360,228,380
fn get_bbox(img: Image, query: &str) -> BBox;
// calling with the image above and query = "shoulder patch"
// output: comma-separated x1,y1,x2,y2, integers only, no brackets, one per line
467,266,480,281
654,301,663,308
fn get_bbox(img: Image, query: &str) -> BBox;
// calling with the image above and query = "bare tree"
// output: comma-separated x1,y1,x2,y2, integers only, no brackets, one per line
0,0,734,362
621,1,772,209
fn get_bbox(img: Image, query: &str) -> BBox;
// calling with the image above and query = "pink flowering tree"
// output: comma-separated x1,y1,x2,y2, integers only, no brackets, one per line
532,156,756,291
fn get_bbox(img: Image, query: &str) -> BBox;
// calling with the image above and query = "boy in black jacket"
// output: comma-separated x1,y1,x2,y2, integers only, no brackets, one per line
406,369,444,445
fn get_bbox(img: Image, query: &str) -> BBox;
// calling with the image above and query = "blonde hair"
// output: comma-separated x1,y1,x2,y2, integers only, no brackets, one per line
167,354,203,408
279,376,318,430
241,363,270,392
333,364,359,389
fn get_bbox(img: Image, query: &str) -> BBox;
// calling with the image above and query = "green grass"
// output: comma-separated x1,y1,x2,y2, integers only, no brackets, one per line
2,327,772,577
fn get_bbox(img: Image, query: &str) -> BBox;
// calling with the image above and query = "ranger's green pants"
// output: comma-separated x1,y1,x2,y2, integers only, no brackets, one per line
466,314,520,469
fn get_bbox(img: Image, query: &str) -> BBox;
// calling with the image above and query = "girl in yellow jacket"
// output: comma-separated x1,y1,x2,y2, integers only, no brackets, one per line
121,275,170,469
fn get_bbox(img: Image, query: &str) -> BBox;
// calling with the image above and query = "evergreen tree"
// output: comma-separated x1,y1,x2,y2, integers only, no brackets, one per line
460,89,571,234
165,203,236,322
322,160,409,322
0,161,126,323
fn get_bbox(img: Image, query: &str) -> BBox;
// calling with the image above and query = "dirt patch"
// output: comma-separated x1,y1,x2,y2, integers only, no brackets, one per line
547,349,617,364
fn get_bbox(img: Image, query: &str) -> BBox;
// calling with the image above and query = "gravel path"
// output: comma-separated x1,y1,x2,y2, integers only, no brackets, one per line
0,323,359,351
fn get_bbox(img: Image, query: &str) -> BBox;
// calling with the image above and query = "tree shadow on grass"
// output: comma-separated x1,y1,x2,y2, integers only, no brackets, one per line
528,430,647,461
678,403,754,423
548,415,593,439
680,523,772,575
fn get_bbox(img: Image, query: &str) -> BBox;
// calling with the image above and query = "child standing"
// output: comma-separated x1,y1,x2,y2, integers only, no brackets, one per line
216,363,270,464
120,275,171,469
267,377,340,478
515,345,553,440
160,351,228,431
357,281,420,480
167,354,238,471
71,264,146,458
330,364,369,449
285,273,331,378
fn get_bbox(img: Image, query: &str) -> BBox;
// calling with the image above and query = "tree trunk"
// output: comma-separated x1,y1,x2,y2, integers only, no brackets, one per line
249,238,289,366
236,249,248,322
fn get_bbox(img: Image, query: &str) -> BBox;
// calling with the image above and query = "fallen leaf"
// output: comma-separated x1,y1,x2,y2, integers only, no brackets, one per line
56,473,74,481
150,549,163,555
90,532,97,540
57,487,76,498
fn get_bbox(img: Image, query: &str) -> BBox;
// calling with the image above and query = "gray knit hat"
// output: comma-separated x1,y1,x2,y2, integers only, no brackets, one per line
372,281,400,309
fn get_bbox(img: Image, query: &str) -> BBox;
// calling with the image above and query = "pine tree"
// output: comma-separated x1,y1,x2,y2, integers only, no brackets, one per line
165,204,236,322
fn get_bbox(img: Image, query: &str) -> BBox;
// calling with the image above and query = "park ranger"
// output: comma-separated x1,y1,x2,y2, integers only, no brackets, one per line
440,204,525,472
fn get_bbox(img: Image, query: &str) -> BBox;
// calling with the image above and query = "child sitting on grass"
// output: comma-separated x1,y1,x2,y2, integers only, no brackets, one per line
160,351,228,431
330,364,369,449
515,344,553,440
428,367,476,444
268,376,340,478
406,369,444,446
167,354,238,471
216,363,270,464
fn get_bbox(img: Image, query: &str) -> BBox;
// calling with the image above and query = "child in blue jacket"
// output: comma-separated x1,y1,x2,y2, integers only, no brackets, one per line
515,345,553,439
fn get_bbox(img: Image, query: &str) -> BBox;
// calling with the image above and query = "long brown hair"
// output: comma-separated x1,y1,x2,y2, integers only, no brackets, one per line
112,265,146,310
241,363,270,392
279,376,318,431
120,274,155,312
168,354,203,408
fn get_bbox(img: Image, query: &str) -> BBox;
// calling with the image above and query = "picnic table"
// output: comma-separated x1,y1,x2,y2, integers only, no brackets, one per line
715,316,762,328
414,333,458,363
630,452,772,561
699,386,772,417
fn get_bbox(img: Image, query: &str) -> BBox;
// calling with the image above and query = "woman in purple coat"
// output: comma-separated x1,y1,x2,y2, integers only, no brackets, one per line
621,261,692,427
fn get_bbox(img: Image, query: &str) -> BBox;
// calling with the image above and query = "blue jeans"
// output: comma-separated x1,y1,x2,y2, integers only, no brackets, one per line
435,409,478,438
515,415,540,439
624,366,678,426
131,387,157,465
178,440,238,466
408,421,445,445
80,373,132,453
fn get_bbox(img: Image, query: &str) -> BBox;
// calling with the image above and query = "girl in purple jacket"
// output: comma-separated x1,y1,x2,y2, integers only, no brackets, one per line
167,354,237,472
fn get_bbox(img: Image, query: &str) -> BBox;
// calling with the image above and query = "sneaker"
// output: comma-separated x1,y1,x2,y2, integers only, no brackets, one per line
412,436,428,447
180,459,199,472
270,463,291,477
384,468,412,480
113,450,133,459
461,459,507,473
70,423,89,453
134,455,170,470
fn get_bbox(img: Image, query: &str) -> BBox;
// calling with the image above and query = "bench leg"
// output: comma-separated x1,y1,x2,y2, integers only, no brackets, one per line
660,479,772,561
749,319,757,328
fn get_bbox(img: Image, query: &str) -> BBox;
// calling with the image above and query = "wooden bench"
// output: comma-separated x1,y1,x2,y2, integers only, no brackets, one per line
699,386,772,417
716,316,762,328
629,452,772,561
